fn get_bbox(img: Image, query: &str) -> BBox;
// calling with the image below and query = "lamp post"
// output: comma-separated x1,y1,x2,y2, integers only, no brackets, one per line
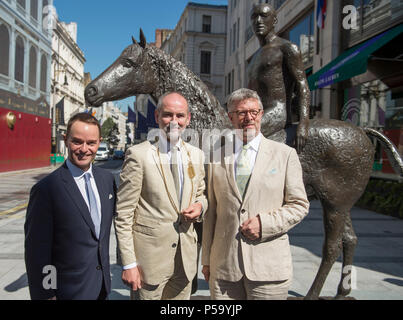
51,65,69,154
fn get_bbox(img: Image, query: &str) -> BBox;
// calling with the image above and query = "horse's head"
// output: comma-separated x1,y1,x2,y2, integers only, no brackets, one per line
85,29,157,107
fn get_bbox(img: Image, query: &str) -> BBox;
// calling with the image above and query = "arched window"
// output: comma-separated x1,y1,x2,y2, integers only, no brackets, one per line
29,46,37,88
0,24,9,76
31,0,38,20
40,54,48,92
15,36,24,82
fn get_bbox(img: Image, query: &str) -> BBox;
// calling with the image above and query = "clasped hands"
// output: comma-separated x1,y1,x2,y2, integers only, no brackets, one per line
181,202,202,223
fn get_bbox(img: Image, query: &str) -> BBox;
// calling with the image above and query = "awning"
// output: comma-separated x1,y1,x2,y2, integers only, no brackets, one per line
308,23,403,91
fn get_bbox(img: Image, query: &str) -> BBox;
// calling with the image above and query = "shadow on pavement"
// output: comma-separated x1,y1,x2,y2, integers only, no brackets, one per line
289,201,403,280
4,273,28,292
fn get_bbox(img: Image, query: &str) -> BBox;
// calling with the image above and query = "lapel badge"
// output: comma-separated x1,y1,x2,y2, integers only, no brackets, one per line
109,194,113,199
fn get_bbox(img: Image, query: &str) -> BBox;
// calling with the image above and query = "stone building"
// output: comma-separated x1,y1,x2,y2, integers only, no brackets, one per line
225,0,403,178
51,18,86,156
0,0,53,172
161,2,227,105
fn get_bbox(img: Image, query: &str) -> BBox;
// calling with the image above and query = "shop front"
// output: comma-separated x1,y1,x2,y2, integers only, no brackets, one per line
0,89,51,173
308,23,403,178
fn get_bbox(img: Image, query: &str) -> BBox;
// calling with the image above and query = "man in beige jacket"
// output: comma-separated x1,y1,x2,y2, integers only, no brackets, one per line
202,88,309,300
115,92,207,300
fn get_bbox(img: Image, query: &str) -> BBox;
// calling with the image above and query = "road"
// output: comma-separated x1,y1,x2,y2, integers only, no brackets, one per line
0,160,403,300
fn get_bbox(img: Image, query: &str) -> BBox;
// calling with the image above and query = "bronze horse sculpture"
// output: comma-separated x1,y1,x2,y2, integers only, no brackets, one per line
85,31,403,299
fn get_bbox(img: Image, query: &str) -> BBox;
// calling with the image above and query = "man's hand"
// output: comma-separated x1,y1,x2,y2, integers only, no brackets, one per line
296,120,309,154
181,202,202,223
202,265,210,282
240,215,261,241
122,266,142,291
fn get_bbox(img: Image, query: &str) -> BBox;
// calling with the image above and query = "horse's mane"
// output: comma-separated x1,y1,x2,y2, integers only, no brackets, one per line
145,45,230,131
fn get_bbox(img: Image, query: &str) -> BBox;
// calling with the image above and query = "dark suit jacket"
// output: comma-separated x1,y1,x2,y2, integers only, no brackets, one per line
24,162,116,300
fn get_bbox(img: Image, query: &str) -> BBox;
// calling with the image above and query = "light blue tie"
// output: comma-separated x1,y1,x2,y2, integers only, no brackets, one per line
84,173,100,239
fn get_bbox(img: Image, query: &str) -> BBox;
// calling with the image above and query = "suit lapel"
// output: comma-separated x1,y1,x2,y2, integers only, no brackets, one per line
224,150,242,203
243,137,272,203
60,162,97,238
180,143,191,211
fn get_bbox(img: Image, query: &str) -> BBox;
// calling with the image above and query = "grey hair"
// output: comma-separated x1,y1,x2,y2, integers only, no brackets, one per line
156,91,188,111
227,88,263,112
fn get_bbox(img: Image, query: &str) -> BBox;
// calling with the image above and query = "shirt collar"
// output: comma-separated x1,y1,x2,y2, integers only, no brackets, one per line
66,158,93,179
235,132,262,153
157,133,182,153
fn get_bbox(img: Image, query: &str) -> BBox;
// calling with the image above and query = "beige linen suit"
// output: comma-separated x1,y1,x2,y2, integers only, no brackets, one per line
115,139,207,287
202,136,309,285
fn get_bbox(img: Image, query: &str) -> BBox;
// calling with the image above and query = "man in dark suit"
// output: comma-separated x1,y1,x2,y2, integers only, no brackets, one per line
24,113,116,300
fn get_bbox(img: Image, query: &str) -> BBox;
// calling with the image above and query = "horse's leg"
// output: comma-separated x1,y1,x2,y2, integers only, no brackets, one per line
305,202,345,300
335,213,357,299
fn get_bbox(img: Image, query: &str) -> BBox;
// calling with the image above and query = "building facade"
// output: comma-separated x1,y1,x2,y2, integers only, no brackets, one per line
51,19,86,157
0,0,53,172
95,101,127,151
161,2,227,105
225,0,403,178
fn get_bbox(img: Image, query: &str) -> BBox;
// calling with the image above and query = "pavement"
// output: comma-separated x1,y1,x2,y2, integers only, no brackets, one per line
0,165,402,300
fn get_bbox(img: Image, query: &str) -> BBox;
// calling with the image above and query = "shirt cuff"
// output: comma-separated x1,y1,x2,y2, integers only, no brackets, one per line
123,262,138,270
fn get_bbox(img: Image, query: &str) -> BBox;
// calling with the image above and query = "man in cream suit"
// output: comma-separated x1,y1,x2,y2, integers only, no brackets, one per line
115,92,207,300
202,88,309,300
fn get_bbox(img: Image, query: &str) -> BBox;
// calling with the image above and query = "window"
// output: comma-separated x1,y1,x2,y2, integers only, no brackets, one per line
0,25,9,76
285,11,314,66
29,46,37,87
229,27,232,56
17,0,25,9
227,72,231,95
31,0,38,20
200,51,211,74
15,36,24,82
232,22,236,52
237,17,240,48
40,54,48,92
202,15,211,33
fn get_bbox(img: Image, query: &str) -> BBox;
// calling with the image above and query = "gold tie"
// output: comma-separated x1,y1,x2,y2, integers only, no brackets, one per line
236,144,252,198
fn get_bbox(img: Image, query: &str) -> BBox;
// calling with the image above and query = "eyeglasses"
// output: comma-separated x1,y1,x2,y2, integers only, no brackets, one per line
229,109,262,119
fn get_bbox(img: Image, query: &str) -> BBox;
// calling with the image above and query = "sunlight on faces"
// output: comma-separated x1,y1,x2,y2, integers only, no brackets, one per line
64,121,101,171
155,93,191,145
228,98,263,144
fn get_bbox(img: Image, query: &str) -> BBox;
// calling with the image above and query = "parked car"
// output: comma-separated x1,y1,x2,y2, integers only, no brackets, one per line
95,143,109,161
113,150,125,160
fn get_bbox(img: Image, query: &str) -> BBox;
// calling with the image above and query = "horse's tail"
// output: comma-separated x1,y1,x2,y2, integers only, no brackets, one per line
364,127,403,176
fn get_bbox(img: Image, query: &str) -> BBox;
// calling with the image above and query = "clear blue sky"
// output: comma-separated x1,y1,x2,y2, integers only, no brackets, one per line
54,0,228,112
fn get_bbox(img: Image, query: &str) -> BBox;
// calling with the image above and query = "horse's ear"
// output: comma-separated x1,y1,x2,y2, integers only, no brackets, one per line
132,36,139,46
139,28,146,48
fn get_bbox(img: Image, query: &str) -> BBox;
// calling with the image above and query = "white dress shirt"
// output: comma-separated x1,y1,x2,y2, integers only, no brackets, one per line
66,159,102,220
234,133,262,176
158,135,184,202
